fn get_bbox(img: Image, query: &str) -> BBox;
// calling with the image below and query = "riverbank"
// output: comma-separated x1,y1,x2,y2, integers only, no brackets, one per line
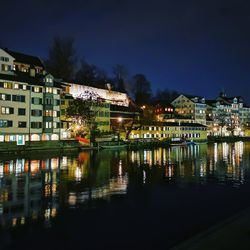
1,136,250,155
0,140,90,155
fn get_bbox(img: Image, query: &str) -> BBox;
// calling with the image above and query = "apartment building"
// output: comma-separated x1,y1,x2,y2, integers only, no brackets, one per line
171,94,206,125
206,93,250,136
0,48,62,145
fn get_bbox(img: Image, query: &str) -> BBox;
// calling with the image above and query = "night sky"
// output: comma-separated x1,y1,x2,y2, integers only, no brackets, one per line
2,0,250,101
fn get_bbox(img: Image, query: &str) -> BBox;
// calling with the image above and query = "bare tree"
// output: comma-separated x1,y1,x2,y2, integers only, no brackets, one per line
45,36,77,81
132,74,152,105
113,64,128,92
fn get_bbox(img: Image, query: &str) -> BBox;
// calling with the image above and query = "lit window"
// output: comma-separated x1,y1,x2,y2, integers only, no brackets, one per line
9,135,16,141
34,87,41,93
3,82,12,89
1,107,13,114
45,122,52,128
14,83,19,89
46,87,53,93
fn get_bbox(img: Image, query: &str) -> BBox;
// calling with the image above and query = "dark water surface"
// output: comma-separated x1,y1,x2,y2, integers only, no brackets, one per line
1,142,250,249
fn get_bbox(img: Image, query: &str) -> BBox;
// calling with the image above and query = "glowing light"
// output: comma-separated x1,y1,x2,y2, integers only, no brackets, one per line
118,117,123,122
75,167,82,181
12,218,17,227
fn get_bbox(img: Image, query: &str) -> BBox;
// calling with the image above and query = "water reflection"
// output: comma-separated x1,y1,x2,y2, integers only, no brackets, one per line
0,142,250,230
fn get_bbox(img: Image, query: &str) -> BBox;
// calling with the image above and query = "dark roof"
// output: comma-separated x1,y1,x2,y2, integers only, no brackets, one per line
217,95,243,104
205,100,218,106
0,72,63,88
4,49,44,68
184,94,204,100
176,94,206,104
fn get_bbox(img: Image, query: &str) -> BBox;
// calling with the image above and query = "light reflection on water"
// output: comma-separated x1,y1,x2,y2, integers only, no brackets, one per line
0,142,249,229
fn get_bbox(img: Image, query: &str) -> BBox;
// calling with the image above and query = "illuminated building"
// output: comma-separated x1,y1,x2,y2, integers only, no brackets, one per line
154,102,175,121
128,122,207,142
0,48,63,146
206,92,250,136
171,94,207,125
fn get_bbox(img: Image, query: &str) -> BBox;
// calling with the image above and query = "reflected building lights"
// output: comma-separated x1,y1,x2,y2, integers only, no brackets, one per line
143,170,146,183
75,167,82,181
118,160,122,176
0,163,3,178
51,158,59,170
0,143,249,229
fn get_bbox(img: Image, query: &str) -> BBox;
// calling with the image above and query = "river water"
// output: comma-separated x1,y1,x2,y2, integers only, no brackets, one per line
1,142,250,249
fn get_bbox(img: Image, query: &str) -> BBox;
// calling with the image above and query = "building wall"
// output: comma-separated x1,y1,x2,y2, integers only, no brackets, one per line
172,95,207,125
126,124,207,141
95,102,110,132
69,83,129,107
0,80,30,142
0,49,14,73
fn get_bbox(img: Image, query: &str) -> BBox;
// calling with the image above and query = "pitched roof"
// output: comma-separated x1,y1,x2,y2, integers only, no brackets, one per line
3,49,44,68
174,94,206,104
205,100,218,106
217,95,243,104
0,71,63,88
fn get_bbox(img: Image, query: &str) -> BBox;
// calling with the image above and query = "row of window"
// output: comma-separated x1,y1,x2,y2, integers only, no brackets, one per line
0,120,60,129
0,121,26,128
31,122,60,129
142,126,207,131
140,133,201,138
1,107,26,115
44,110,60,117
180,127,206,131
0,82,27,90
0,82,61,94
0,57,9,62
0,93,26,102
31,97,60,105
1,107,61,117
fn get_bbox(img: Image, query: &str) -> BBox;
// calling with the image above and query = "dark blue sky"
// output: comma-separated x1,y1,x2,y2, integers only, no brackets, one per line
2,0,250,101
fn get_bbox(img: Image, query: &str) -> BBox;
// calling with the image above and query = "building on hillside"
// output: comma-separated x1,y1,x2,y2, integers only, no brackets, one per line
4,49,44,74
205,92,250,136
171,94,206,125
126,122,207,142
154,101,175,121
68,83,130,107
60,83,111,138
65,82,140,133
0,48,62,145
